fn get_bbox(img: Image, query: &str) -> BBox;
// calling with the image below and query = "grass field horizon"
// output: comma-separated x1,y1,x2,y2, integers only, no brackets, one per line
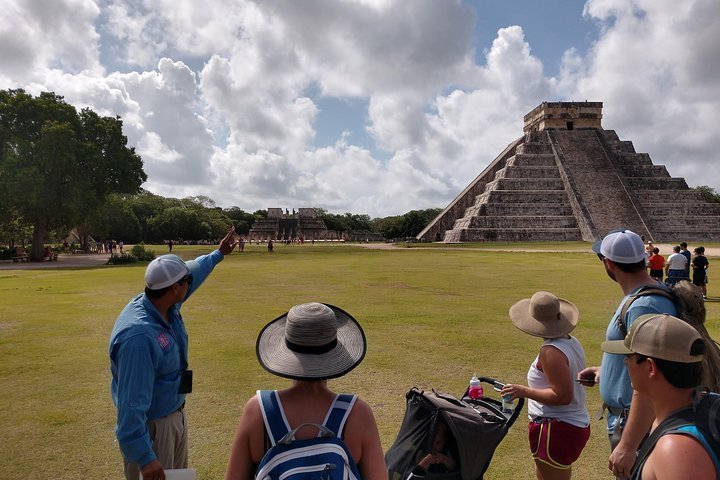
1,242,718,479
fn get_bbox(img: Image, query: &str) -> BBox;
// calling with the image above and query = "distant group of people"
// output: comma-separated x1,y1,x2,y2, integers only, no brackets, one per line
108,227,716,480
644,240,709,297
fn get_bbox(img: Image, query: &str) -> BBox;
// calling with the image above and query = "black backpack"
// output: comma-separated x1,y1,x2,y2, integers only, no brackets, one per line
631,389,720,479
619,280,720,392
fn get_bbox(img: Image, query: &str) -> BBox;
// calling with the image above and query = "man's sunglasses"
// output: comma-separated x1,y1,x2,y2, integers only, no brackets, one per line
176,275,192,285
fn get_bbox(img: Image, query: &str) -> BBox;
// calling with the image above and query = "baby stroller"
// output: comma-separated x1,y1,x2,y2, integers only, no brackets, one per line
386,377,525,480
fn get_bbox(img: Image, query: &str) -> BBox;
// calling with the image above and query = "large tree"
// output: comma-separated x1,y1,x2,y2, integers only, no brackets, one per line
0,90,146,259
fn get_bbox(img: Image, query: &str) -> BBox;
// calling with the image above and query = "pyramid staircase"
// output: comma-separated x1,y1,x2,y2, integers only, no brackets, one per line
423,128,720,243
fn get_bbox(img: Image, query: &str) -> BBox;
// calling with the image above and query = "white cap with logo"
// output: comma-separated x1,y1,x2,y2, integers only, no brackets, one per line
592,229,646,263
145,254,189,290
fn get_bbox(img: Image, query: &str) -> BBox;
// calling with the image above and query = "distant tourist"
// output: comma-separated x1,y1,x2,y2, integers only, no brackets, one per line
647,248,665,283
679,242,691,279
692,246,709,299
644,242,654,266
665,246,688,285
267,239,273,253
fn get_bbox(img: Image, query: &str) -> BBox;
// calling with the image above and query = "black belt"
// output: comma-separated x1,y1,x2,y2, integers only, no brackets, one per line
598,403,629,419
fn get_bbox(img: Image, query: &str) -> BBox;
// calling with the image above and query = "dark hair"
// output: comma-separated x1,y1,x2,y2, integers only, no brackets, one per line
638,340,706,388
673,246,681,253
609,259,647,273
680,242,688,248
145,285,171,299
652,247,659,254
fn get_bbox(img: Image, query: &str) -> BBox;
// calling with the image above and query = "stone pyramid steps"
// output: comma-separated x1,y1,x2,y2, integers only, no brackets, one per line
469,215,579,228
497,165,560,179
443,130,583,242
643,204,720,217
626,177,688,189
417,102,720,243
600,131,720,241
485,177,565,191
445,227,582,242
479,203,575,216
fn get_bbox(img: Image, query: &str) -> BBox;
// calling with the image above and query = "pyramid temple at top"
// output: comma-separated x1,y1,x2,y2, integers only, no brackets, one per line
417,101,720,243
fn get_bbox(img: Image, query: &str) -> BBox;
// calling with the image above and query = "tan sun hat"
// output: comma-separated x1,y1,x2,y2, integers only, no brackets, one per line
509,291,579,338
256,302,366,380
601,314,704,363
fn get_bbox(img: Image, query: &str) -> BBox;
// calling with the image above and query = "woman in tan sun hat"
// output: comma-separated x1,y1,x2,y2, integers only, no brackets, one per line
224,302,386,480
500,292,590,480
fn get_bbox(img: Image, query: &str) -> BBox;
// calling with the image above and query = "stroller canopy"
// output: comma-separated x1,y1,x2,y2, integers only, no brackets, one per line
386,388,516,480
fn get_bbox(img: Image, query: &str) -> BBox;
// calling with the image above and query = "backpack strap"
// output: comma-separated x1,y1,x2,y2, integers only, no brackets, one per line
694,391,720,471
322,393,357,438
632,407,695,479
257,390,291,447
617,285,675,337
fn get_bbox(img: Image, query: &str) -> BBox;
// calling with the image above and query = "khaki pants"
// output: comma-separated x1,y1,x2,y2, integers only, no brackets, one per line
122,409,188,480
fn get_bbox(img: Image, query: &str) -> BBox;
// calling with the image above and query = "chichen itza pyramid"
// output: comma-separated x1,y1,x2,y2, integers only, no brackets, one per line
417,101,720,243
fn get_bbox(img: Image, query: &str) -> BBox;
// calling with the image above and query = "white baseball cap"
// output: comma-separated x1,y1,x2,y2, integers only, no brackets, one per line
592,229,646,264
145,254,190,290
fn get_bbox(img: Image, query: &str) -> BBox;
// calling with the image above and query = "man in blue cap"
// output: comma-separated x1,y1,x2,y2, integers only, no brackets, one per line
579,229,677,479
110,227,237,480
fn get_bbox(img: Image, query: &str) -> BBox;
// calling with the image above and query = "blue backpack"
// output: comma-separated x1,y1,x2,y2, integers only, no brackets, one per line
255,390,362,480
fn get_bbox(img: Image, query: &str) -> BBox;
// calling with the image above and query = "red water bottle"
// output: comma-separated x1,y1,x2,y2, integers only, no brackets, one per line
468,374,483,399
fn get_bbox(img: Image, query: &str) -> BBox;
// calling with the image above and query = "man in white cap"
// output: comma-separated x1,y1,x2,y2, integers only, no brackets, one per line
110,227,237,480
601,314,716,479
579,229,677,479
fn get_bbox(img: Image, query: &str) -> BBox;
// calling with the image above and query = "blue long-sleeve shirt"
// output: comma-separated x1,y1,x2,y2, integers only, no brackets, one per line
109,250,224,467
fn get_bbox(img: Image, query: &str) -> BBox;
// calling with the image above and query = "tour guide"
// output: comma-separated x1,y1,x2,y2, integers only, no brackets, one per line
110,228,236,480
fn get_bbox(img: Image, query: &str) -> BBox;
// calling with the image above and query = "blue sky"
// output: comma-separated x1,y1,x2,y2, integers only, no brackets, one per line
1,0,718,217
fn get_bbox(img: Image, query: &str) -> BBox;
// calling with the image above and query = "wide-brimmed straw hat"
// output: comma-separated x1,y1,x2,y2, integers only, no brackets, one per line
256,302,366,380
509,291,579,338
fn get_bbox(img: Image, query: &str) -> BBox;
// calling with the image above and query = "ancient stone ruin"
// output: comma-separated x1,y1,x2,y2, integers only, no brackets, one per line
249,208,328,241
417,101,720,243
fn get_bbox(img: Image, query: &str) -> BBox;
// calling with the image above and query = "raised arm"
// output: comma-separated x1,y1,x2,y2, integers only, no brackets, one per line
218,227,238,256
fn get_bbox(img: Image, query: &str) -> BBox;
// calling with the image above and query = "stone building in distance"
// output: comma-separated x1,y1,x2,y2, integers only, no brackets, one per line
417,101,720,243
248,208,329,241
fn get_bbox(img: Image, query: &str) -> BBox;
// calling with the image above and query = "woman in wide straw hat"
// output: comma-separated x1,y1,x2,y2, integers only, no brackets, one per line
225,302,386,479
499,292,590,480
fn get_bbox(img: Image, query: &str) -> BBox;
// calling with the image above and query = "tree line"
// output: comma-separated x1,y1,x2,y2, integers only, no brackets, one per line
0,89,440,259
8,89,715,258
1,187,441,248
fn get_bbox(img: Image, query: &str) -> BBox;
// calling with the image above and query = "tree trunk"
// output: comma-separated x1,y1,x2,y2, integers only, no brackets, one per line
31,221,46,261
79,229,89,253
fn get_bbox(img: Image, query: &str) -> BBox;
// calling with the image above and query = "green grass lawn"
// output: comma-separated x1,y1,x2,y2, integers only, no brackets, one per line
1,243,718,479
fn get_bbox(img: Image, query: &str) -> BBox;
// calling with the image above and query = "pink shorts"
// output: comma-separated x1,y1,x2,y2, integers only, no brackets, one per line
528,418,590,469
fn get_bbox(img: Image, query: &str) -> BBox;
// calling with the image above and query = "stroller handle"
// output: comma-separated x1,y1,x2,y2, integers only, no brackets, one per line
465,376,525,431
